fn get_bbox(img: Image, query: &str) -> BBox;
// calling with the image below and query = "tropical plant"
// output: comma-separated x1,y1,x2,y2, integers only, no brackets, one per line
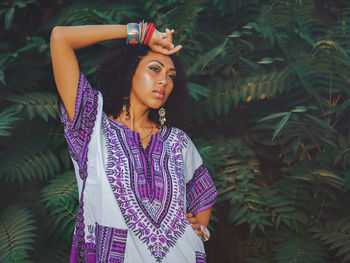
0,0,349,262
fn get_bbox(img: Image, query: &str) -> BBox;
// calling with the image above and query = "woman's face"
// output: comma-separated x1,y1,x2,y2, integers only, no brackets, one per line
130,51,176,110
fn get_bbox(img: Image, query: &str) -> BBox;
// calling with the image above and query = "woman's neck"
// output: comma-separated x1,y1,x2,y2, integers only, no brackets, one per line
118,103,154,132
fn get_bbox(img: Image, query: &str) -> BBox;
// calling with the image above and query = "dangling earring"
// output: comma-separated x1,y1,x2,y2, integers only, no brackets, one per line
158,106,166,126
122,96,130,120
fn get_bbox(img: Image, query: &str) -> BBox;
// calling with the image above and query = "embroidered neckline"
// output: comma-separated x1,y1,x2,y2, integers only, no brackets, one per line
108,117,163,146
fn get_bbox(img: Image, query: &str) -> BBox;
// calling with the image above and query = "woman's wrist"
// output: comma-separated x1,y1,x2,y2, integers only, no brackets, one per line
126,21,155,46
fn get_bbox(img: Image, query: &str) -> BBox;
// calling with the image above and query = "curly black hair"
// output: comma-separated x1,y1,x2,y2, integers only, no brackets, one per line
96,40,189,129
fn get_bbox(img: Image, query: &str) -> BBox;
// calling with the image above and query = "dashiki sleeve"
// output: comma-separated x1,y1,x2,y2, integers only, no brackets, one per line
184,136,217,215
58,72,101,262
58,72,99,168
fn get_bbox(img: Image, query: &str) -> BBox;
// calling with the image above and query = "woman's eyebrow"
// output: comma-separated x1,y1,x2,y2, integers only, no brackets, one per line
151,60,176,71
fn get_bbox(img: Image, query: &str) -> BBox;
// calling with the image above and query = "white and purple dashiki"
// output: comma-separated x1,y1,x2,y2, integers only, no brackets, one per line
59,73,217,263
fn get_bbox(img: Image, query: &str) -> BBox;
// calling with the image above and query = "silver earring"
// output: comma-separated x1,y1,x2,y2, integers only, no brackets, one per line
122,96,130,119
158,106,166,126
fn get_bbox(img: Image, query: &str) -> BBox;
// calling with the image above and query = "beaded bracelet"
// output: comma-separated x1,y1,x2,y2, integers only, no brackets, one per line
144,23,155,46
126,21,155,46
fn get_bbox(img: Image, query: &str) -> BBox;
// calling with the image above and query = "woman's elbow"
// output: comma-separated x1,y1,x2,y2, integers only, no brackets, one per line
50,26,64,43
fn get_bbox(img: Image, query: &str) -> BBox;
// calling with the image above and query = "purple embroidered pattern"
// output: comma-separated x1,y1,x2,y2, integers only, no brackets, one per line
186,164,217,215
59,73,99,263
95,224,128,262
195,251,206,263
103,115,189,262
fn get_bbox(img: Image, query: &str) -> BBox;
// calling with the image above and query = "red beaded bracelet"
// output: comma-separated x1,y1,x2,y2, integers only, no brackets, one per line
144,23,155,46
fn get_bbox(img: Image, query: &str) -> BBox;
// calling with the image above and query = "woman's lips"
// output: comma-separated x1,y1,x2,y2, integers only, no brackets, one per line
153,90,165,99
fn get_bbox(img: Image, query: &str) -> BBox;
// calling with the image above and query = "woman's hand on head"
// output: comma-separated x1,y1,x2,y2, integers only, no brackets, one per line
149,28,182,55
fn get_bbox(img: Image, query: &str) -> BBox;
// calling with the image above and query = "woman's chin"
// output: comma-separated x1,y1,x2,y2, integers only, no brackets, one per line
147,100,166,109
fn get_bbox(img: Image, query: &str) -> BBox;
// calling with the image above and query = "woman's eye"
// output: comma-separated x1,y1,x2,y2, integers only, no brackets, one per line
168,74,175,80
149,66,160,72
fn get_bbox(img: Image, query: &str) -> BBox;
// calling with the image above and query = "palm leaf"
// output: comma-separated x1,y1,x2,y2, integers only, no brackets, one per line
0,106,21,136
6,92,58,121
0,205,36,260
0,248,33,263
0,139,61,184
40,171,78,242
311,217,350,263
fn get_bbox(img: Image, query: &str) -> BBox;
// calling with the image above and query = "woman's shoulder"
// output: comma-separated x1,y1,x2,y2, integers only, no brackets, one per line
167,126,189,139
165,126,195,150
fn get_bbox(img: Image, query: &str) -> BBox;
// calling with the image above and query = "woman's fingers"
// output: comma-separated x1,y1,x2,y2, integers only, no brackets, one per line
166,28,173,44
191,223,200,231
151,44,182,55
185,213,193,219
192,224,204,239
149,28,181,55
185,213,204,241
187,216,197,224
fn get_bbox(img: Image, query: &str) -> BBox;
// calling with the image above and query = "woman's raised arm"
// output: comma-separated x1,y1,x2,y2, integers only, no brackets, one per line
50,24,181,122
50,25,128,122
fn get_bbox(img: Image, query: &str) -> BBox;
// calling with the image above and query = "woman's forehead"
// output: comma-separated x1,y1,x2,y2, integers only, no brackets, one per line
142,51,175,68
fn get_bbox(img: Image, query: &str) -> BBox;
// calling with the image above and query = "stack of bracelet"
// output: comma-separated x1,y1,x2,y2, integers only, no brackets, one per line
127,21,156,46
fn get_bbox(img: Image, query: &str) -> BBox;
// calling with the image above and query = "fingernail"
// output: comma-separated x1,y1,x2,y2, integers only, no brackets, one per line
170,44,174,49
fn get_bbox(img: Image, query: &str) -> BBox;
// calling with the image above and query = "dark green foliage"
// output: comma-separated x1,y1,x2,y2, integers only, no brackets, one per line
311,217,350,263
7,92,58,121
0,0,349,262
0,107,21,136
40,171,78,242
0,139,61,184
273,237,327,263
0,206,36,261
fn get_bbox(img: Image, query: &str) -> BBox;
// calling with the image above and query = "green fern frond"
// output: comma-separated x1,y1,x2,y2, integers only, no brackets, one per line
335,131,350,169
0,205,36,260
158,0,205,45
0,248,33,263
332,8,350,55
41,171,78,207
200,69,292,117
6,92,58,121
256,106,338,163
311,217,350,263
46,2,140,28
273,237,327,263
0,106,21,136
41,171,78,242
0,140,61,184
305,39,350,101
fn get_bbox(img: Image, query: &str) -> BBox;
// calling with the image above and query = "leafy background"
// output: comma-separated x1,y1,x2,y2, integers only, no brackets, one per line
0,0,350,262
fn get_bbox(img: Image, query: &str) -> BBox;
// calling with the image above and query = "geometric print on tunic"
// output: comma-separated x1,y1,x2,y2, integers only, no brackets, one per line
103,115,189,262
60,73,218,262
195,251,206,263
59,73,99,263
95,224,128,263
186,164,217,215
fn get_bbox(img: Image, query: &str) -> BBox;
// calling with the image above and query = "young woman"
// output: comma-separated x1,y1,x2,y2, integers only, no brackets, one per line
50,23,217,263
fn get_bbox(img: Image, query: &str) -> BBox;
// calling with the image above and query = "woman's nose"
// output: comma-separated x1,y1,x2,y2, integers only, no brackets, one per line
157,73,168,86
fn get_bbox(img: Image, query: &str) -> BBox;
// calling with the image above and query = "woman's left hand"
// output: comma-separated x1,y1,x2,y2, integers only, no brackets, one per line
149,28,182,55
185,213,204,241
